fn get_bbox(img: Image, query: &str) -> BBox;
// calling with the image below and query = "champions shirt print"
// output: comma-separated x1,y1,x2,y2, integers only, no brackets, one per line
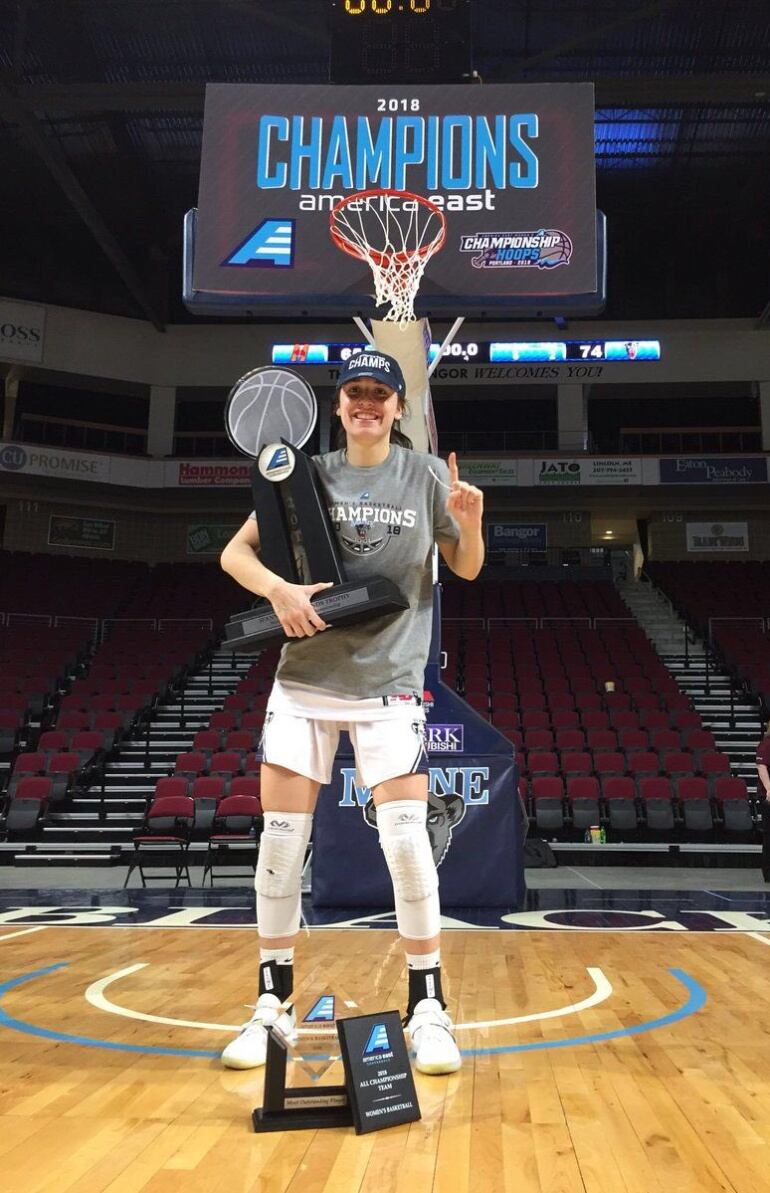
275,446,459,700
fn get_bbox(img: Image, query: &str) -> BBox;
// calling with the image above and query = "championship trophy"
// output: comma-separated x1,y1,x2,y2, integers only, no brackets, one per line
254,1004,420,1135
222,366,409,651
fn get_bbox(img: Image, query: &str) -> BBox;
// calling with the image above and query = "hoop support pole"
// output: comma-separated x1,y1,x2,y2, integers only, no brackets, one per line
427,317,466,379
352,317,375,346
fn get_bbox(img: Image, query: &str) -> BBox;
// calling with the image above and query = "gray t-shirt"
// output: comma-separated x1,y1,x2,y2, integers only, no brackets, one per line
258,445,460,699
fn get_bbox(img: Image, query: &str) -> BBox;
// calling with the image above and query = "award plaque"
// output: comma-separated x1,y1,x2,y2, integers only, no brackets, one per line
253,1007,419,1135
222,366,409,652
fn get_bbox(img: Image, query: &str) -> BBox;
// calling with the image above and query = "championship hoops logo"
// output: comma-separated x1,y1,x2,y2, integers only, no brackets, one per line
460,229,572,269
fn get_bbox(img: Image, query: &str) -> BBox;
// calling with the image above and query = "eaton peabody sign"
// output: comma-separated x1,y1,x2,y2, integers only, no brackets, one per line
660,457,768,484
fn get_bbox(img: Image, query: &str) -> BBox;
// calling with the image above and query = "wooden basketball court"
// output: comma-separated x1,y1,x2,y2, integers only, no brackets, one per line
1,922,769,1192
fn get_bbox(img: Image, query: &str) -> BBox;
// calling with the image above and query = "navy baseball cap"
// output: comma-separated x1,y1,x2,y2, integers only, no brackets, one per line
336,350,406,397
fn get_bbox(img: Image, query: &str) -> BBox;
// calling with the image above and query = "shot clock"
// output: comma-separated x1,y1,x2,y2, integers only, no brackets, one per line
330,0,472,84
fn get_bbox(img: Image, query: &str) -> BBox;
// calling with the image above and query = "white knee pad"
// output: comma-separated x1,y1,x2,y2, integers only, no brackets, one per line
376,800,441,941
256,811,312,940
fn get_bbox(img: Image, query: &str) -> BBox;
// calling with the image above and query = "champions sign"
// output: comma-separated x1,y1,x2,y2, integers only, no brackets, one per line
190,83,598,316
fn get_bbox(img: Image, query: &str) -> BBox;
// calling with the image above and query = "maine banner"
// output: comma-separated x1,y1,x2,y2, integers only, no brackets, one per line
312,666,523,909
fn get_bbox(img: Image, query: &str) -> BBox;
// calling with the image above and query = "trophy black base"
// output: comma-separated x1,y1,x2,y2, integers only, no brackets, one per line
253,1026,354,1134
253,1014,420,1136
224,577,409,652
252,1089,353,1133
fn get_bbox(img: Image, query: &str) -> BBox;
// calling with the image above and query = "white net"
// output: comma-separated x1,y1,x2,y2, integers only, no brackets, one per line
330,191,446,328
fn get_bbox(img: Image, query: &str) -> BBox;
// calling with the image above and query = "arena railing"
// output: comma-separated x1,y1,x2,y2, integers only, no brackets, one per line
100,617,214,642
707,616,766,642
451,616,648,631
158,618,214,632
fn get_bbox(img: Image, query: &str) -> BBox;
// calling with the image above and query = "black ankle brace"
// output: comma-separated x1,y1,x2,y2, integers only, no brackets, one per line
259,960,293,1002
406,965,445,1018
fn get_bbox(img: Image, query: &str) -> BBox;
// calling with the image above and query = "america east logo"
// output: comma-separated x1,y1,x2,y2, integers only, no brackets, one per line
223,218,295,268
460,229,572,269
363,1023,392,1059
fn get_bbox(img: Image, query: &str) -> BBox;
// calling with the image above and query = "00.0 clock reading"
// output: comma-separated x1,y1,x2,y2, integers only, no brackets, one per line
344,1,433,13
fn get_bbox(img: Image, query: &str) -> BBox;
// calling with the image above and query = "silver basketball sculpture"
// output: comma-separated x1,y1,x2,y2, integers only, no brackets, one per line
225,366,318,459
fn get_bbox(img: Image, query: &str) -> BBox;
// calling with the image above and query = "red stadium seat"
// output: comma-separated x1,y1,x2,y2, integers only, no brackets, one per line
551,709,580,730
555,729,585,752
174,751,208,779
528,751,559,777
524,729,554,752
530,777,565,831
561,751,592,778
594,751,626,779
626,752,660,782
663,751,696,778
651,730,680,753
581,711,610,732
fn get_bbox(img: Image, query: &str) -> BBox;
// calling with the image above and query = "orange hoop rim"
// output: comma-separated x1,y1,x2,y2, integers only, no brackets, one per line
329,188,447,268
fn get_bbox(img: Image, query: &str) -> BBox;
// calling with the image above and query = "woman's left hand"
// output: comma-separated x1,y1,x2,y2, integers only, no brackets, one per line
446,451,484,532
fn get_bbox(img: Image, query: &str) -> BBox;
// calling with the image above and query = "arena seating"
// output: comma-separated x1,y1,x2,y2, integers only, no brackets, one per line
0,551,244,625
437,577,741,838
649,561,770,713
648,561,770,638
56,624,211,738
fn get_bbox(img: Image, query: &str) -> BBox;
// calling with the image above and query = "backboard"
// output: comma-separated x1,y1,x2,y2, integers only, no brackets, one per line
184,82,605,319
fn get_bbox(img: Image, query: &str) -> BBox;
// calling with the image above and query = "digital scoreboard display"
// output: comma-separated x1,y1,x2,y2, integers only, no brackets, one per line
330,0,472,85
272,340,661,365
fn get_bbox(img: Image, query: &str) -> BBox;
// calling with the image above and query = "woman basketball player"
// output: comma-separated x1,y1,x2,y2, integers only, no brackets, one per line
219,350,484,1074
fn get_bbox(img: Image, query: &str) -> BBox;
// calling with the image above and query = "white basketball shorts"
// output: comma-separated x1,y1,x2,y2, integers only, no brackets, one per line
260,681,429,790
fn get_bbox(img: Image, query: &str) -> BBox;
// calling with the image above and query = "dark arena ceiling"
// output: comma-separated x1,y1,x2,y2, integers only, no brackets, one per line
0,0,769,329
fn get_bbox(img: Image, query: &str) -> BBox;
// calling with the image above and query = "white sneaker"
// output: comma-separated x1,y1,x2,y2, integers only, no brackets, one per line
406,998,462,1075
221,994,297,1070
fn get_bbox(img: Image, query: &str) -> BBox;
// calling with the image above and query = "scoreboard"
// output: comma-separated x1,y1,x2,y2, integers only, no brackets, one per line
272,339,661,365
330,0,472,84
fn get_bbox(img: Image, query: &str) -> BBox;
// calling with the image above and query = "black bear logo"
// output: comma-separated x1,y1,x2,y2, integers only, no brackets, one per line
363,790,466,868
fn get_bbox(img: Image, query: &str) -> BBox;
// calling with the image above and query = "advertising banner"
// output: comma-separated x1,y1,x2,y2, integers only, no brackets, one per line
0,299,45,363
186,523,240,554
660,457,768,485
459,458,518,487
173,460,251,488
48,515,115,550
486,522,547,551
536,457,641,486
0,442,110,482
686,521,749,552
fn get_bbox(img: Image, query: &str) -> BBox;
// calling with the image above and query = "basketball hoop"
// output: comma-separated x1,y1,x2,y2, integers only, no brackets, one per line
330,189,446,327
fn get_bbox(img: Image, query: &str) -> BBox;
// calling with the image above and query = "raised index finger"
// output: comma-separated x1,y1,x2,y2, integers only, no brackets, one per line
448,451,460,485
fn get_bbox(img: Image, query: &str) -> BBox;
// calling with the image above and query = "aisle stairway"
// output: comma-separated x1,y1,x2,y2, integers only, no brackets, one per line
617,577,762,786
617,577,705,659
7,649,252,866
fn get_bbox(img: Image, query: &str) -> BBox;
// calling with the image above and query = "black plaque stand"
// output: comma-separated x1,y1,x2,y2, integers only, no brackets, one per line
253,1011,420,1135
224,442,408,652
252,1026,353,1133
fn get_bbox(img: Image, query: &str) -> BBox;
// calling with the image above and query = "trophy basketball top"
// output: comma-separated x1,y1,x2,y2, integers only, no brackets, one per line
224,366,318,460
